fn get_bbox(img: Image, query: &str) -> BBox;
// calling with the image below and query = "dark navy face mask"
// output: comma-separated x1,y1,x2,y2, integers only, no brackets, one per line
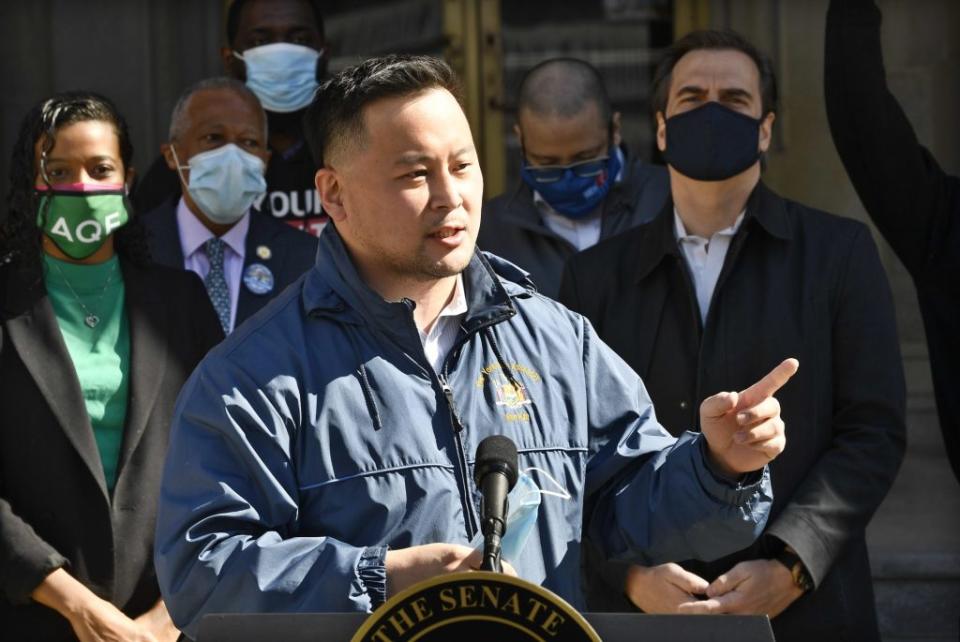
520,147,622,219
662,101,763,181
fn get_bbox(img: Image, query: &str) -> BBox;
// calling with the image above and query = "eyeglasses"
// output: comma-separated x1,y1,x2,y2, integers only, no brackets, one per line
523,156,610,184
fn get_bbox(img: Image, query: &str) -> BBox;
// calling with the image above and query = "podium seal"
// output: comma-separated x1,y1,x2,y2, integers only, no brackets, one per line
351,571,600,642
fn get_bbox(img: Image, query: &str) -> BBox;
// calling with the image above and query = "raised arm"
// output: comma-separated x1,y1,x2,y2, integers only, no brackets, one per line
825,0,958,274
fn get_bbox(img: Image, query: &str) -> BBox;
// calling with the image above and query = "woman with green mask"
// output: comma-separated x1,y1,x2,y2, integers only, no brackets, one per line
0,92,223,641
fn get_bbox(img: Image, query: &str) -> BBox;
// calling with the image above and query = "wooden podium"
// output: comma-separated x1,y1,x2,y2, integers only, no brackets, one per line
196,572,775,641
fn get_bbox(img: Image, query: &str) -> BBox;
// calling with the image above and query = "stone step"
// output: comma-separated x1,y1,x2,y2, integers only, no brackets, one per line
871,341,959,640
874,557,960,641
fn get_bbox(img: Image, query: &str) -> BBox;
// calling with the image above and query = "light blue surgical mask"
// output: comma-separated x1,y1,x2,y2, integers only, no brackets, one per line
470,468,572,568
234,43,322,113
171,143,267,225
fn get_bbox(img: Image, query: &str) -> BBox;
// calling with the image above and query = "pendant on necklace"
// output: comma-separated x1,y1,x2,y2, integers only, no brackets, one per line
84,314,100,328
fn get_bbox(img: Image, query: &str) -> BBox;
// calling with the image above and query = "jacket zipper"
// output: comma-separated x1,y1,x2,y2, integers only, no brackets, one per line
438,371,480,539
399,298,479,539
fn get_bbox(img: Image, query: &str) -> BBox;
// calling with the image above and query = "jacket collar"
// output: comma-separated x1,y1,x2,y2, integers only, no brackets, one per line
632,181,792,283
303,225,519,352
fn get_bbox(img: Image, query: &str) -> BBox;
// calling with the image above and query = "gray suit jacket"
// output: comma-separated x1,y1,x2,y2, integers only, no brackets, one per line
143,199,318,328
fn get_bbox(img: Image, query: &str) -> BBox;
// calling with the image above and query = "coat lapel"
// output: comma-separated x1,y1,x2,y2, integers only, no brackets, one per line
3,267,109,500
236,213,280,323
143,199,185,269
628,205,680,379
114,262,167,480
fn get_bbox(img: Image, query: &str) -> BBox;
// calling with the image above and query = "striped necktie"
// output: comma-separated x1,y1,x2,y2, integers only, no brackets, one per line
204,237,231,333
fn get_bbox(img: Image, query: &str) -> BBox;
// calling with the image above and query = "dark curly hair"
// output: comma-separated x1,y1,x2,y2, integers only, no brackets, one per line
0,91,150,270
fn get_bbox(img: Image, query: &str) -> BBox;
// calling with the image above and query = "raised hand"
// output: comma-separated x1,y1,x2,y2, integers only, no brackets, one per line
700,358,799,476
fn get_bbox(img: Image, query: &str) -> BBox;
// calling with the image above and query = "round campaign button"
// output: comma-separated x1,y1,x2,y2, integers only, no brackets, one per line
256,244,272,260
243,263,275,295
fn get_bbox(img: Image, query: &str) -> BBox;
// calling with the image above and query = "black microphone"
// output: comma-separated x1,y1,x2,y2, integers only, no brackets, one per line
474,435,519,573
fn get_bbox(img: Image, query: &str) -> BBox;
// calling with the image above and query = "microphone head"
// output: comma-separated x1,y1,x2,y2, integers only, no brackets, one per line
474,435,519,489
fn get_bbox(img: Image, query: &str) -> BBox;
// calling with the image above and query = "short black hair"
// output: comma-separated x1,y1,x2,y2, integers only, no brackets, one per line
225,0,325,47
517,57,612,124
303,54,463,167
651,29,778,118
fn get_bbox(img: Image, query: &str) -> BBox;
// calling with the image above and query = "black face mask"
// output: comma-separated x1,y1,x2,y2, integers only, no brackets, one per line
662,102,763,181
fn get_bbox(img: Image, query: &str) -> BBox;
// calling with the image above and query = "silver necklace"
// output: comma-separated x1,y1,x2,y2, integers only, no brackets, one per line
49,259,118,328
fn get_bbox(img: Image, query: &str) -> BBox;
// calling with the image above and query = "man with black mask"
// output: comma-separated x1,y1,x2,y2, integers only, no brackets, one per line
479,58,669,299
560,30,906,640
135,0,329,236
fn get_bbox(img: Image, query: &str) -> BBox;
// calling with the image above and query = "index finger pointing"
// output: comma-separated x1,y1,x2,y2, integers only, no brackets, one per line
737,358,799,409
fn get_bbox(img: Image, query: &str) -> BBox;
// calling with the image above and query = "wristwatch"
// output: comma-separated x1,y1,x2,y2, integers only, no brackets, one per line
774,547,813,592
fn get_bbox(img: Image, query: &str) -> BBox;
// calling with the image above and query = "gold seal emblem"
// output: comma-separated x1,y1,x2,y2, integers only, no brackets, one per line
256,245,272,260
351,571,600,642
494,379,531,409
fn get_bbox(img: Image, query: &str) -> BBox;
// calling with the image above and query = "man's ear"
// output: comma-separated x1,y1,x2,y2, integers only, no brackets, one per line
512,123,523,148
758,112,776,154
221,46,246,80
655,111,667,153
315,166,346,223
160,143,178,171
610,111,622,147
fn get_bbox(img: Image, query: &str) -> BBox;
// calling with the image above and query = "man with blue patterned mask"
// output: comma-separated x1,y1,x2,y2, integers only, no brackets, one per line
142,78,317,335
480,58,669,299
133,0,330,237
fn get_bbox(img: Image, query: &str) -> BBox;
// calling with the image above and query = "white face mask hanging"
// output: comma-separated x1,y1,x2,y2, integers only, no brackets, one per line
470,467,572,567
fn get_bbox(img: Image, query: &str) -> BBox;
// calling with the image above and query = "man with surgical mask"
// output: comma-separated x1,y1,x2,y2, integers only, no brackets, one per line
479,58,669,299
143,77,317,334
136,0,329,236
560,30,906,640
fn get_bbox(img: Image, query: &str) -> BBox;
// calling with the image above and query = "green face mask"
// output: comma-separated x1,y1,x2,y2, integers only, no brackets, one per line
36,184,131,260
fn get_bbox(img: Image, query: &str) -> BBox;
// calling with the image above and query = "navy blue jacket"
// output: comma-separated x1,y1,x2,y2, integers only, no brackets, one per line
155,226,772,638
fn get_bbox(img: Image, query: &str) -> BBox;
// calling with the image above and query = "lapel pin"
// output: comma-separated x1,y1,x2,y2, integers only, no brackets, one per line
243,263,275,295
256,245,272,260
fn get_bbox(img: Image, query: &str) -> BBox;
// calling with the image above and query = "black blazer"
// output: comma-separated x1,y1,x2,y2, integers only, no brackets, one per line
560,183,907,641
143,199,318,327
0,259,223,641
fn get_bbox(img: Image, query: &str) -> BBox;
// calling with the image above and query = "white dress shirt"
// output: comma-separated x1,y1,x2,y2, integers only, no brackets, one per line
418,275,467,373
674,208,745,324
176,198,250,333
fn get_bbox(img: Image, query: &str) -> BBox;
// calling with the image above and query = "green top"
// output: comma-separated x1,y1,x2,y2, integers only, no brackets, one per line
43,254,130,492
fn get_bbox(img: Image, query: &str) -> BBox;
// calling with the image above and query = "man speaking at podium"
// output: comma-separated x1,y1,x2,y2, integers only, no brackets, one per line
154,54,796,639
